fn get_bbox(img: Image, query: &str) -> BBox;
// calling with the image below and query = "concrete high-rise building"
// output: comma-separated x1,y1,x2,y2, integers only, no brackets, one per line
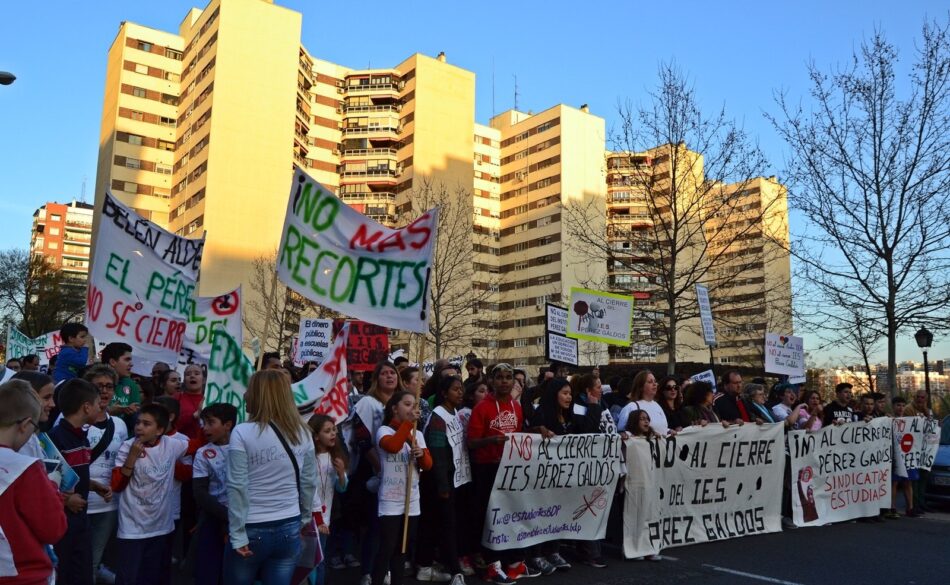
94,0,608,365
30,201,94,279
604,148,792,368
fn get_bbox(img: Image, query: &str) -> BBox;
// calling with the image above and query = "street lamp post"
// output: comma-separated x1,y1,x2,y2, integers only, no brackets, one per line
914,327,934,413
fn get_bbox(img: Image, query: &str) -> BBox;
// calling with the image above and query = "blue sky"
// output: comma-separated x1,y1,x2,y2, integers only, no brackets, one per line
1,0,947,363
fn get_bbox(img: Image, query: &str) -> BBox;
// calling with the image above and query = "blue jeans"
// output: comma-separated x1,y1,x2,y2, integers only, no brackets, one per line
224,516,302,585
88,510,116,574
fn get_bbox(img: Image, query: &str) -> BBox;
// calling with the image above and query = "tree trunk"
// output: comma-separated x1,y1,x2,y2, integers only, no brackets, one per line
667,308,677,375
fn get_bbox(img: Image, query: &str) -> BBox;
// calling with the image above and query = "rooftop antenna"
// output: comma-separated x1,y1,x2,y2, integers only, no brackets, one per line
513,74,519,111
80,176,87,204
491,57,496,118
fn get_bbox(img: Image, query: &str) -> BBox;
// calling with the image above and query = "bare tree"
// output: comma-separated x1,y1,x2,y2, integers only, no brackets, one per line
564,63,778,374
243,251,337,357
400,179,502,360
770,18,950,393
0,249,85,338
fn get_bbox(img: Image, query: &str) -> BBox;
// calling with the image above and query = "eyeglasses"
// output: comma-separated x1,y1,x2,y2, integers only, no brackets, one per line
95,383,116,390
664,385,678,390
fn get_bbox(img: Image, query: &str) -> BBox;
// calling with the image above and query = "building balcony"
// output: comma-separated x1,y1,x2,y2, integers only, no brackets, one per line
342,126,400,136
341,148,398,159
338,191,396,203
340,168,400,179
343,104,401,114
345,82,402,94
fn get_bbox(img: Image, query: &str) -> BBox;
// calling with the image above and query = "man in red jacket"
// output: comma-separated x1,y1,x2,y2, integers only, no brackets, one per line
0,380,68,584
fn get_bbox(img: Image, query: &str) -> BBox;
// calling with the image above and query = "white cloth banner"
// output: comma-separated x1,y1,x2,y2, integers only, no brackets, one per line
293,317,332,367
788,418,892,526
86,192,205,365
482,433,624,550
5,327,64,367
205,326,350,424
623,424,784,558
430,405,472,487
179,287,242,368
893,416,940,475
276,167,438,333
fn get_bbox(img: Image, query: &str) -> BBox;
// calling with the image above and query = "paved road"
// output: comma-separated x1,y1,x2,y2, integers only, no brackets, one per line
171,509,950,584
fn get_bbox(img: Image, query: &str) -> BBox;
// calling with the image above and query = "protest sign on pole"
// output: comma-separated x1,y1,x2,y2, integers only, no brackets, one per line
85,192,205,365
689,369,717,393
566,288,633,346
206,326,350,424
788,418,892,526
892,416,941,475
545,303,577,365
764,333,805,379
482,433,624,550
276,167,439,333
332,319,389,371
695,284,716,346
5,326,40,361
179,287,242,368
293,317,332,367
623,424,784,558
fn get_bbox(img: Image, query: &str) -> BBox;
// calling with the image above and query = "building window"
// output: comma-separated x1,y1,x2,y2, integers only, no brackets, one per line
50,214,61,221
165,72,180,82
137,41,153,52
48,242,59,250
130,110,145,121
127,134,143,145
158,140,175,151
125,158,141,169
165,48,182,60
159,116,176,127
48,227,60,236
132,87,146,98
124,182,137,192
134,63,149,75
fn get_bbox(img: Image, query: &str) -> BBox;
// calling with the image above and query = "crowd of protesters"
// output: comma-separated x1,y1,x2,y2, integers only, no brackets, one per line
0,321,941,585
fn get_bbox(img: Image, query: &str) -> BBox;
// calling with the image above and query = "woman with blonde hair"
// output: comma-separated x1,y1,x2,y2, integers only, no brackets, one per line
225,370,317,585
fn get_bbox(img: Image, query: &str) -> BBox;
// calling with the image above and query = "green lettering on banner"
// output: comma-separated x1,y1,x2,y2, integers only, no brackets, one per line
207,330,255,423
145,271,196,317
206,381,247,424
104,253,133,294
295,181,340,231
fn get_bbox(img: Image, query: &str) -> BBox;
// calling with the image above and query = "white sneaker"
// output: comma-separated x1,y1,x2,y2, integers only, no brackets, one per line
95,566,117,585
449,574,467,585
384,571,391,585
417,566,453,582
359,575,372,585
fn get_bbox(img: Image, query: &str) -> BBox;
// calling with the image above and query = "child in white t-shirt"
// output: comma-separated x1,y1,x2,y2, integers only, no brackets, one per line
306,413,349,585
192,403,238,585
110,403,188,585
371,391,432,585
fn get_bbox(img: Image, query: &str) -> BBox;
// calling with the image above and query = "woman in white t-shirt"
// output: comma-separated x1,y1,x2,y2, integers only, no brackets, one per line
371,390,432,585
616,370,669,436
225,370,317,585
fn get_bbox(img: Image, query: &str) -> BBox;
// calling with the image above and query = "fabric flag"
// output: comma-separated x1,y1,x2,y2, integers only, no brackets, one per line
179,286,242,368
85,192,205,365
206,326,350,424
276,167,439,333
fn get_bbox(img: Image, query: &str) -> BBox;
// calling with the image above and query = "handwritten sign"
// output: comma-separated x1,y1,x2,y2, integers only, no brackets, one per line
545,304,577,365
892,416,940,475
788,419,892,526
622,424,784,558
333,320,389,371
277,167,438,333
86,193,205,365
482,433,624,550
764,333,804,378
566,288,633,346
695,284,716,346
293,318,332,367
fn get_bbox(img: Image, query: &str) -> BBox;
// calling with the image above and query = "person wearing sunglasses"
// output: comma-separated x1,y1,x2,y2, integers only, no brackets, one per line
656,376,684,431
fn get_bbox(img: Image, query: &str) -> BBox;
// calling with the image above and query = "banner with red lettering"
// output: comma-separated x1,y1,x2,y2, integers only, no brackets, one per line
179,287,242,368
276,167,438,333
788,418,892,526
86,192,205,365
333,319,389,371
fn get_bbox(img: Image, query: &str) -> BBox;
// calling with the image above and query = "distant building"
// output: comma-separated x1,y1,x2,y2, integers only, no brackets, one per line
31,200,94,280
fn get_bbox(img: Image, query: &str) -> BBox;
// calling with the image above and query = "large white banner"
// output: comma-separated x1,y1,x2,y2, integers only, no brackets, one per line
205,326,350,424
788,418,892,526
893,416,940,475
276,167,438,333
566,288,634,346
179,287,242,368
623,424,784,558
482,433,624,550
764,333,804,379
86,193,205,365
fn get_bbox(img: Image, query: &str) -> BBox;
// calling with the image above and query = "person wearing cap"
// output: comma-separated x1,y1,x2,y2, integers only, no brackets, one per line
823,383,857,426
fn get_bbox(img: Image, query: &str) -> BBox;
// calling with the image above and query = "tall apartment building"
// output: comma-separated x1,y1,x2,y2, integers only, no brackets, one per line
605,148,792,368
94,0,607,365
30,201,94,279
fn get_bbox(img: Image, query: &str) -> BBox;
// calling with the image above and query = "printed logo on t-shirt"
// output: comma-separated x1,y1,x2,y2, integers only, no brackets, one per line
489,410,519,434
203,449,217,459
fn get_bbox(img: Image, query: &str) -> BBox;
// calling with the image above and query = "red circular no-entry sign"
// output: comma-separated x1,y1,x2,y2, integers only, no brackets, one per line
212,292,239,316
900,433,915,454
